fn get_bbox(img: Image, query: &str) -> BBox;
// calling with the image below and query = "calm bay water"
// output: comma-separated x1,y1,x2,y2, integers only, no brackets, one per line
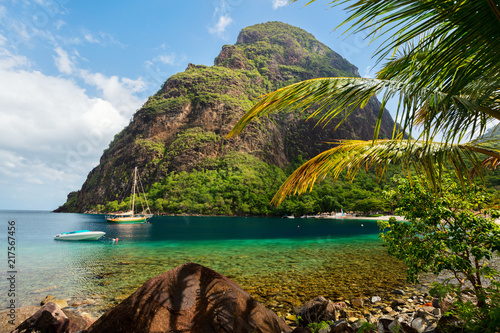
0,210,409,316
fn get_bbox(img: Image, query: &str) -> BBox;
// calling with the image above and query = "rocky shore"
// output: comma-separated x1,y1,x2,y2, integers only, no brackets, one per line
1,263,460,333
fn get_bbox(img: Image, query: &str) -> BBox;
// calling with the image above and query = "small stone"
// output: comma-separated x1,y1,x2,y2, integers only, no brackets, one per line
416,309,437,321
377,315,394,332
391,299,406,308
421,306,434,313
351,297,364,308
350,318,367,331
388,311,398,317
291,328,312,333
371,296,381,303
331,321,353,333
342,309,361,318
432,297,440,308
332,301,347,310
334,319,347,326
70,300,85,307
412,317,427,333
382,306,393,314
388,320,401,332
366,314,377,325
392,289,405,295
296,296,338,326
433,308,442,316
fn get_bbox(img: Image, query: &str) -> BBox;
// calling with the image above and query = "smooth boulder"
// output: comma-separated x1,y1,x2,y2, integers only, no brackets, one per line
295,296,344,326
11,302,85,333
88,262,292,333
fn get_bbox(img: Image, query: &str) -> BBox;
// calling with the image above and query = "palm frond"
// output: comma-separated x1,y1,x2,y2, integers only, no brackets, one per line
270,139,500,205
227,76,392,140
226,76,500,144
296,0,500,96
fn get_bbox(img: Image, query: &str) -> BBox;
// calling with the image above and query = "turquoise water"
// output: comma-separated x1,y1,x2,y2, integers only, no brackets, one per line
0,211,408,316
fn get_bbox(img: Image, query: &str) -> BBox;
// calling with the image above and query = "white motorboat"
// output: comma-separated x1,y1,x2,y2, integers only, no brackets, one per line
54,230,105,241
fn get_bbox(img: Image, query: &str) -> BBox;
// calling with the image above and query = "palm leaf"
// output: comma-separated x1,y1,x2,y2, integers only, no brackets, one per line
270,139,500,205
226,76,500,144
299,0,500,97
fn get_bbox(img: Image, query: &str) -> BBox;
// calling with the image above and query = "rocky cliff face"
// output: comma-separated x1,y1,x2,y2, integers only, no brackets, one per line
56,22,395,214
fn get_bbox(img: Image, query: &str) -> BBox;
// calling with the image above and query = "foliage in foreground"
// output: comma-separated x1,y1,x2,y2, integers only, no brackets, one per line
379,176,500,331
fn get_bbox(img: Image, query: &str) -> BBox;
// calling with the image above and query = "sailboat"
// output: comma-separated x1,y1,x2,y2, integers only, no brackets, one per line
105,167,153,223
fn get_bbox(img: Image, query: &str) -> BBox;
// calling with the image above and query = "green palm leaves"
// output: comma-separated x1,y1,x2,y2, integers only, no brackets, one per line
269,140,500,205
227,0,500,204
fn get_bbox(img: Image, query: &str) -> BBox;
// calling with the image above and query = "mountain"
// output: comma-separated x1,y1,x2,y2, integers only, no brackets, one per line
56,22,396,215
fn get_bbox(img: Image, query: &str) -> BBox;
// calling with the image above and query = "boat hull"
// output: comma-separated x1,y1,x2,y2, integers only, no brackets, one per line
54,231,105,241
106,216,147,223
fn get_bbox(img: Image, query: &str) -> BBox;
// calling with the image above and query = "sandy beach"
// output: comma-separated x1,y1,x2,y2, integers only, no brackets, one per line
317,214,405,221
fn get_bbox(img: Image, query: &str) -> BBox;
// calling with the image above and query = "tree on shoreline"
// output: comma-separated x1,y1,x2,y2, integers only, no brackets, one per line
227,0,500,203
381,175,500,330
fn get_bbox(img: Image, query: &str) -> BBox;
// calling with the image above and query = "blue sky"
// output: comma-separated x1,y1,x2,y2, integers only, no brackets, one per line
0,0,389,210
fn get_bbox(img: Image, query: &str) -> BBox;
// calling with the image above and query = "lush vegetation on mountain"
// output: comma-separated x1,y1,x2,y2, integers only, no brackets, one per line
85,153,392,216
55,22,399,215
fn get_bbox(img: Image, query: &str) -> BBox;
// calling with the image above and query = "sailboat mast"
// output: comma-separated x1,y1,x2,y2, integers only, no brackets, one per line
131,167,137,216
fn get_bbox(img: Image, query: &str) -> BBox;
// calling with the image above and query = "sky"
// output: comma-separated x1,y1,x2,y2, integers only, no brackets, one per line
0,0,390,211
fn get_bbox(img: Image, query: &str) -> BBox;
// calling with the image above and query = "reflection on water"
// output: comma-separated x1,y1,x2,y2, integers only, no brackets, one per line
0,211,409,316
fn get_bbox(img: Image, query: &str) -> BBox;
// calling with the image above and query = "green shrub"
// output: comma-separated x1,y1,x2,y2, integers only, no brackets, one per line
379,176,500,331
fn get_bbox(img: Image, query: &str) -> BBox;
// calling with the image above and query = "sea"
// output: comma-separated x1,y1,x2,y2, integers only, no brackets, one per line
0,210,413,317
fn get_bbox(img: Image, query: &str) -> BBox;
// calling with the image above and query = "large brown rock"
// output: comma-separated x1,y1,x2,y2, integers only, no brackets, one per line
295,296,342,326
0,306,39,333
11,302,86,333
88,262,292,333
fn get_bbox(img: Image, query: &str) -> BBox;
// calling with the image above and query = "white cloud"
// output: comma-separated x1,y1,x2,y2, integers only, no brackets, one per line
55,19,66,30
0,49,30,70
83,31,123,47
0,5,6,20
209,15,233,35
272,0,289,9
79,70,145,115
0,49,146,209
209,0,233,36
84,33,99,43
157,54,176,65
53,47,73,74
143,52,187,87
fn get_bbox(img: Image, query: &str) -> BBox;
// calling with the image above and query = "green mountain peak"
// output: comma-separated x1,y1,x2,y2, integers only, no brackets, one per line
56,22,395,216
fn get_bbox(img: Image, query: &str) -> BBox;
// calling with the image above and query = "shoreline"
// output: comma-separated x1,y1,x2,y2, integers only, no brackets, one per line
0,267,443,333
320,215,405,221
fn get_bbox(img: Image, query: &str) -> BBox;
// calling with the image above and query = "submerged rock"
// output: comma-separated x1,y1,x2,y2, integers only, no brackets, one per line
88,262,291,333
41,295,68,309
